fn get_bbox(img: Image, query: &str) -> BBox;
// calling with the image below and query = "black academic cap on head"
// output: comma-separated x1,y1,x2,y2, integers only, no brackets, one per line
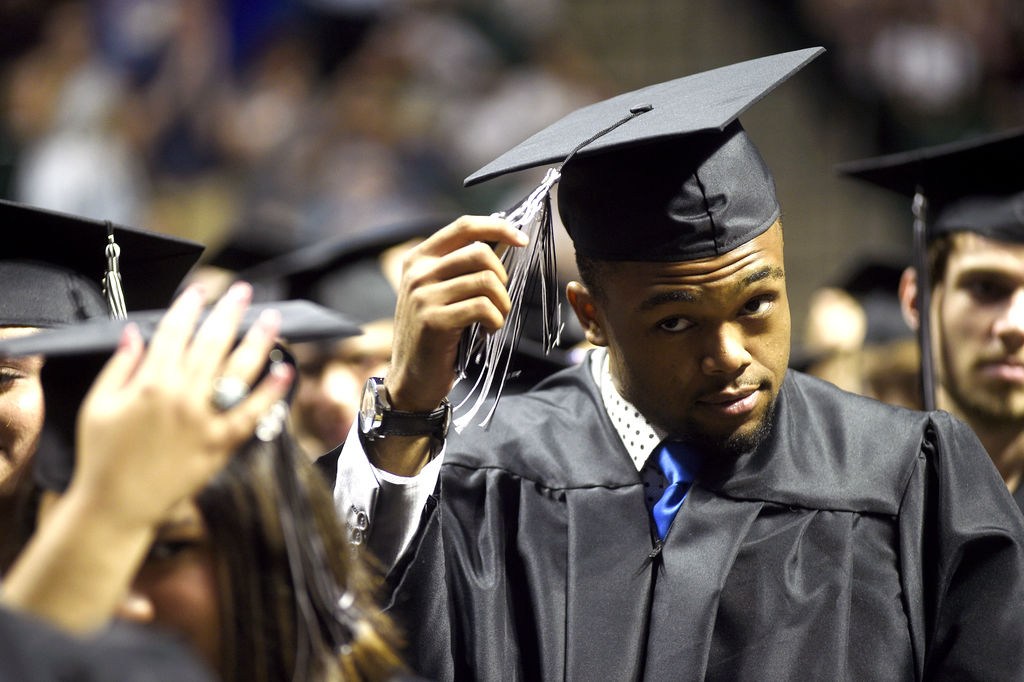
0,199,205,327
466,47,825,262
836,127,1024,244
0,300,362,493
239,218,444,324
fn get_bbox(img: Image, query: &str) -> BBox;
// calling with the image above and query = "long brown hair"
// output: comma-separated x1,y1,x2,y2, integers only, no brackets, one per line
196,431,403,681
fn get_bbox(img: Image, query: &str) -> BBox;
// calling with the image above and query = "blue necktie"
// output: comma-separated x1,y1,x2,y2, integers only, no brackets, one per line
650,440,697,540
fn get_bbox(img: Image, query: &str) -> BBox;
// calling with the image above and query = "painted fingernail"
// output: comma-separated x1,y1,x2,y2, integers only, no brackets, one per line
257,308,281,334
179,283,204,303
270,361,294,385
228,281,253,302
118,323,139,350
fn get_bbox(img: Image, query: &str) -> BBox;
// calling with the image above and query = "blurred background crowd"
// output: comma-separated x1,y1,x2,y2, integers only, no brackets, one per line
1,0,1023,357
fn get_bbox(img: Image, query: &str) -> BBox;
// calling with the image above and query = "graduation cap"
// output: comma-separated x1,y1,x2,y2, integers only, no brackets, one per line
0,199,205,327
238,218,445,324
201,226,298,274
836,127,1024,409
0,300,362,492
454,47,824,428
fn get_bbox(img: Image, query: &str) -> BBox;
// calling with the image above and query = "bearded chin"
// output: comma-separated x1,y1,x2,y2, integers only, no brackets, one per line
677,397,778,459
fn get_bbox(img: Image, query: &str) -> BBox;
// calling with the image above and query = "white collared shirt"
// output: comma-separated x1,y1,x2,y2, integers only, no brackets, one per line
590,347,667,471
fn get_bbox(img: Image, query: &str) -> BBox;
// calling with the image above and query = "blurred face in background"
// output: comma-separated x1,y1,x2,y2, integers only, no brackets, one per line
0,327,45,482
932,232,1024,425
117,499,221,673
291,319,394,457
33,492,221,673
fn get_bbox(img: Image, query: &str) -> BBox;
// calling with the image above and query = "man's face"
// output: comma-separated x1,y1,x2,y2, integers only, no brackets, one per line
291,319,393,457
933,232,1024,423
0,327,44,480
581,221,791,456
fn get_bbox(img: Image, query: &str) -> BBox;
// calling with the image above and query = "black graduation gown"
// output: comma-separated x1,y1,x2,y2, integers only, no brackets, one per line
0,606,215,680
385,364,1024,681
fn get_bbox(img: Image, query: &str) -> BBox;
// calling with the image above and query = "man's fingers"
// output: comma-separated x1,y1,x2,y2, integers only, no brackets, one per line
186,282,254,381
407,240,512,291
416,216,527,259
422,297,509,334
412,271,513,321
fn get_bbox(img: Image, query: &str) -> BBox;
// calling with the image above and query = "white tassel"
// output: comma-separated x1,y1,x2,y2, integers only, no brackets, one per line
453,167,564,431
102,230,128,320
451,107,650,431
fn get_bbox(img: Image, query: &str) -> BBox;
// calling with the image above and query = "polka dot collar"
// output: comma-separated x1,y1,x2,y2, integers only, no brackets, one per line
588,348,666,471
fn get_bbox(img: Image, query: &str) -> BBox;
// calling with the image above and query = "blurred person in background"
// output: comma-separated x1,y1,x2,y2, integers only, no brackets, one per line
0,198,201,535
797,258,919,408
841,127,1024,511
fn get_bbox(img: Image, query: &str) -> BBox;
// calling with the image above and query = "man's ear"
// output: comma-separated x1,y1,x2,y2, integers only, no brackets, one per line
898,266,920,332
567,281,608,346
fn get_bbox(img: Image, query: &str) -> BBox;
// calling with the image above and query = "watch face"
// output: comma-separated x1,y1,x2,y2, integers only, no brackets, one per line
359,378,378,434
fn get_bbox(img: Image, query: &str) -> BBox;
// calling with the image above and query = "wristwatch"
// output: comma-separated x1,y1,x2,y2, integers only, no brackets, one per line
359,377,451,441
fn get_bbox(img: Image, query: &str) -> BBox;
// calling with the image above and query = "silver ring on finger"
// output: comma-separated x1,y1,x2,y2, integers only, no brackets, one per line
211,375,251,411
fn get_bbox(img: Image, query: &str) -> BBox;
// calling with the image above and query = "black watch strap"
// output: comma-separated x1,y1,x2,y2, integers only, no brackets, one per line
376,399,451,439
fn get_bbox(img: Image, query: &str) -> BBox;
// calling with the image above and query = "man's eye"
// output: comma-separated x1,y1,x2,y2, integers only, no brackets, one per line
741,295,774,316
965,279,1011,302
657,317,692,333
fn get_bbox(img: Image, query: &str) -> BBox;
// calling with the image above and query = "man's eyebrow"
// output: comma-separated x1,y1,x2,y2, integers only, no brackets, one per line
639,288,698,311
738,266,784,291
637,266,784,311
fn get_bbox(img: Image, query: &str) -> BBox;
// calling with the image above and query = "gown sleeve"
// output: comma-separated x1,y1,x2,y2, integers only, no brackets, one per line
899,411,1024,679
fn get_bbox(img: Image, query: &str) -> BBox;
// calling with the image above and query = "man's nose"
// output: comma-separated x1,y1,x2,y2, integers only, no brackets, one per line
994,290,1024,352
700,323,752,376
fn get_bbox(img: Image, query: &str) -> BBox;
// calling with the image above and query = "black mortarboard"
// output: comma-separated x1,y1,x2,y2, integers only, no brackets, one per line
466,46,824,262
0,300,361,492
239,218,444,324
837,127,1024,244
0,199,205,327
837,127,1024,409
